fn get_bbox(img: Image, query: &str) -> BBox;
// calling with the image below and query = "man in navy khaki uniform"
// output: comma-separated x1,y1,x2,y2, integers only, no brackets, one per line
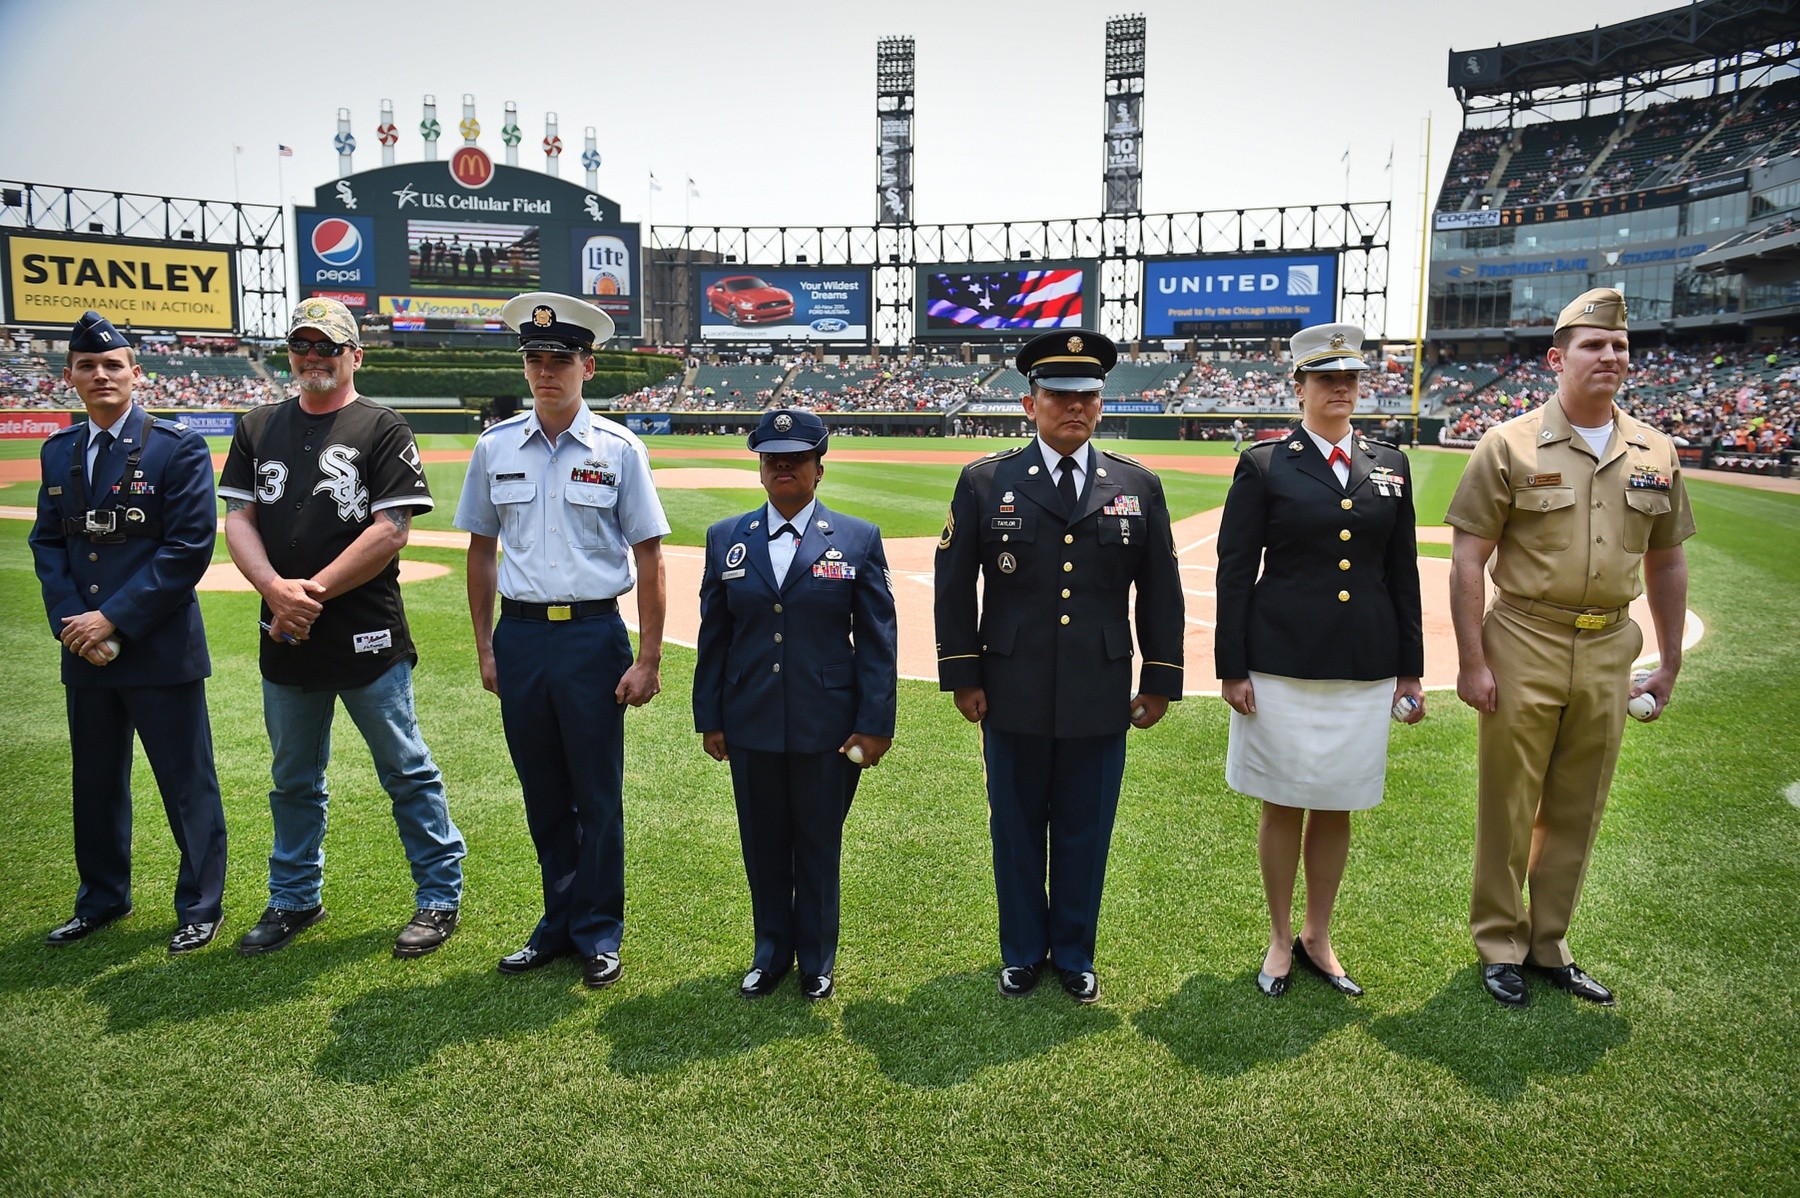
693,408,897,1001
456,292,669,989
221,298,466,959
934,329,1185,1002
1448,287,1695,1007
31,311,228,954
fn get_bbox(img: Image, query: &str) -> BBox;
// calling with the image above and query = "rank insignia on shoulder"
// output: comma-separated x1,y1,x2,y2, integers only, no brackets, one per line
938,507,955,550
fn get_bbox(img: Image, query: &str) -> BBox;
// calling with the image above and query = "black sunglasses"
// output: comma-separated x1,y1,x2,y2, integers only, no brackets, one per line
287,336,349,358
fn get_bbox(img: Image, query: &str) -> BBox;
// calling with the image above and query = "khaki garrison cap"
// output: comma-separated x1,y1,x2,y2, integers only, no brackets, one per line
1554,287,1628,334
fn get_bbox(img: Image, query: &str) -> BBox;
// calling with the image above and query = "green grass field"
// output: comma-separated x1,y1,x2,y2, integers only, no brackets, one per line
2,438,1797,1196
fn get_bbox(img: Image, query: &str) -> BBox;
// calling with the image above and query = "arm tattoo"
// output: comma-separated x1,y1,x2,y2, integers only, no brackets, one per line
383,509,411,531
224,498,248,513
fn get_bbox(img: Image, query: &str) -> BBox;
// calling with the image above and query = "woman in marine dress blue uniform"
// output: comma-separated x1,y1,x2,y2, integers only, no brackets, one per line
1213,323,1425,999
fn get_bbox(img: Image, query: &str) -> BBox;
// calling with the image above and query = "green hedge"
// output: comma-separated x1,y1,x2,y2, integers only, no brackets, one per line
356,367,654,400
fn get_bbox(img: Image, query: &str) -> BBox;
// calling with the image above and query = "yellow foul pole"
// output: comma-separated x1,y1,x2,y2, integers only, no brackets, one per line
1408,112,1433,447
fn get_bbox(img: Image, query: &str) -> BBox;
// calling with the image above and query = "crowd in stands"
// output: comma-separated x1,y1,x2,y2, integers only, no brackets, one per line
1434,341,1798,462
1,351,282,409
1438,74,1800,214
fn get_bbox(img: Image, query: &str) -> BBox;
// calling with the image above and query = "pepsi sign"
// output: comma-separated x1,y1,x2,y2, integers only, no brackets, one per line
298,214,375,286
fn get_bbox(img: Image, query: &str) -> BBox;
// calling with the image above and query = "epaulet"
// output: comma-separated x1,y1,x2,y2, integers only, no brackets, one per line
46,422,80,439
1246,438,1282,457
969,444,1028,469
149,415,189,434
1361,436,1399,450
1100,448,1145,467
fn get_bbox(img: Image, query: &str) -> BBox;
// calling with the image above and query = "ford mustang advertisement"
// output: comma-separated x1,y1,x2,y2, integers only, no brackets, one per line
696,268,869,342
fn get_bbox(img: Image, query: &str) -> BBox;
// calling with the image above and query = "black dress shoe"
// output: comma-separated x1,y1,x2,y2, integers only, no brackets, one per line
1256,969,1289,998
997,962,1042,998
1293,938,1365,997
45,905,132,946
394,908,459,958
739,966,788,998
1527,961,1615,1006
1057,967,1100,1004
1482,963,1530,1007
497,944,570,974
168,921,220,955
801,973,834,1002
582,951,622,989
237,906,326,956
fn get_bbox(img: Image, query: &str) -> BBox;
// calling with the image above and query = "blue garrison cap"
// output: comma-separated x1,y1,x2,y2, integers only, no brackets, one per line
748,408,829,455
69,311,128,354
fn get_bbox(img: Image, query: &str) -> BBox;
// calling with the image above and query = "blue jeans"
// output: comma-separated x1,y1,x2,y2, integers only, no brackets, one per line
262,659,465,912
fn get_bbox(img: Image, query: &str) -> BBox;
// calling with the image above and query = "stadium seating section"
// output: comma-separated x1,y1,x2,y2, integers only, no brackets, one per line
1437,74,1800,213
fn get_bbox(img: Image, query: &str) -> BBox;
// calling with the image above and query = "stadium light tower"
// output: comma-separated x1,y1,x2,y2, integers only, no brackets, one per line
876,36,915,226
1103,15,1145,216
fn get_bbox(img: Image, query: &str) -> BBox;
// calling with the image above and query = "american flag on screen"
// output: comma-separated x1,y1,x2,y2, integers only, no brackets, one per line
926,269,1085,329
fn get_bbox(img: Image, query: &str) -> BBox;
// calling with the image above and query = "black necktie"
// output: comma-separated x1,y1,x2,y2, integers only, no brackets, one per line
1057,455,1079,514
90,429,118,495
770,522,798,542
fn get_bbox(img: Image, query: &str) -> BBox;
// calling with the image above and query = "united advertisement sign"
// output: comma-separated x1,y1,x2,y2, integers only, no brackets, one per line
1142,254,1338,336
1,232,238,332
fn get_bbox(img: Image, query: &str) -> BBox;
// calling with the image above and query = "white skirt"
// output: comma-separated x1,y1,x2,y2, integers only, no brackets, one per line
1224,671,1395,811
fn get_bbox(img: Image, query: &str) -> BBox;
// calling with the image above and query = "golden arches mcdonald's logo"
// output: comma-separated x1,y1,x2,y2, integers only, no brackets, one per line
450,147,494,191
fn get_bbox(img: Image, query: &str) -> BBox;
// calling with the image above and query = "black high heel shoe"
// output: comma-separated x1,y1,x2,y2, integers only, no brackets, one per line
1293,938,1364,996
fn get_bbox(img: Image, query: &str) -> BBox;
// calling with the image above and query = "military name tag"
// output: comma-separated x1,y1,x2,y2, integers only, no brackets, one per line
495,471,526,482
989,516,1023,531
1522,473,1563,488
721,568,746,580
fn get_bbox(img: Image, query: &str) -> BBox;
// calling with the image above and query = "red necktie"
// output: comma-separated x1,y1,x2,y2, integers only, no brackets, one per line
1328,447,1350,469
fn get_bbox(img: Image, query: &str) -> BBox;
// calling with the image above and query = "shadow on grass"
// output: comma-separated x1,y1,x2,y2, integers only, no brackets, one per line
594,972,830,1076
0,923,172,995
840,969,1121,1089
315,970,586,1084
83,928,393,1034
1133,970,1367,1075
1367,967,1632,1102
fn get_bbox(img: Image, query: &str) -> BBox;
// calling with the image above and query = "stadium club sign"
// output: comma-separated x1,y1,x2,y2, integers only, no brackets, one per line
0,232,239,332
1141,254,1338,335
1436,174,1751,233
293,159,640,335
1437,238,1712,281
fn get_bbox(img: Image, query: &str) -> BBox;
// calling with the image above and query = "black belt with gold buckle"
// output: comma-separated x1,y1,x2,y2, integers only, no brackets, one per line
500,597,619,622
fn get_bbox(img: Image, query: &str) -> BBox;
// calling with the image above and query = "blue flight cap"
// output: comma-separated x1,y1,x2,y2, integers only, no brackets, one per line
748,408,829,456
69,311,128,355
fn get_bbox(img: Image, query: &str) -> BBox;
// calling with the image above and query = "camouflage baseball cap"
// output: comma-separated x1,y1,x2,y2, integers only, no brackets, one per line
288,297,361,346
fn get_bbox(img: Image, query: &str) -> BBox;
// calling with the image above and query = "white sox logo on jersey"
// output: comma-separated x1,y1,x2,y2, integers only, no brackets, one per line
313,444,369,521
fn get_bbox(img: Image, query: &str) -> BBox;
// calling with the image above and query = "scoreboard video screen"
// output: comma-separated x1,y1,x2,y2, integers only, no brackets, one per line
293,155,641,337
915,260,1096,338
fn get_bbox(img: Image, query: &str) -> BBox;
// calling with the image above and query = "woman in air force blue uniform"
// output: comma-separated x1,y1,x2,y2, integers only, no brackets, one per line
693,408,898,1001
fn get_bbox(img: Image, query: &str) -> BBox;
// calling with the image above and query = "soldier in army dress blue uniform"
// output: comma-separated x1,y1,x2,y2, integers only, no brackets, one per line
934,329,1184,1004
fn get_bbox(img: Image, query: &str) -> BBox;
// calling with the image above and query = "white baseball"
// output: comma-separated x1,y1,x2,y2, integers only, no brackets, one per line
1132,704,1147,721
99,636,121,661
846,744,866,765
1391,694,1420,722
1627,669,1656,721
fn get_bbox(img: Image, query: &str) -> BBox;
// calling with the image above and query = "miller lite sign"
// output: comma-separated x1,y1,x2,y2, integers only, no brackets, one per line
298,214,375,286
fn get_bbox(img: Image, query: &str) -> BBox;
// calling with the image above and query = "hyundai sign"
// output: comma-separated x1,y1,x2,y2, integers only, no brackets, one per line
298,214,375,287
1142,254,1338,336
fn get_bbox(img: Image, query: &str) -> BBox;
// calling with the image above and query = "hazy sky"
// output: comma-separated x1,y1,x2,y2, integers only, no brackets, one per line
0,0,1672,336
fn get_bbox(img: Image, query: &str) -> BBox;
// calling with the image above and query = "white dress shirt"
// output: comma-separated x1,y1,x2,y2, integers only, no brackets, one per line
765,497,817,586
